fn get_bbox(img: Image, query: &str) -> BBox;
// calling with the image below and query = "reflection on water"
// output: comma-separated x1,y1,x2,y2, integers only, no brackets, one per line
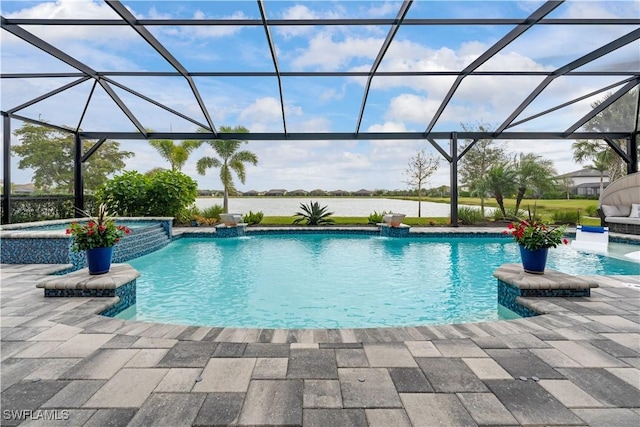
195,197,490,217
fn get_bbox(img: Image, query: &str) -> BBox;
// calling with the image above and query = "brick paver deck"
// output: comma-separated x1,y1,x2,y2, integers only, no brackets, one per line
1,263,639,426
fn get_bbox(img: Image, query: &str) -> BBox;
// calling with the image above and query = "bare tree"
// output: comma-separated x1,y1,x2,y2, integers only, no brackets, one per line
405,149,440,217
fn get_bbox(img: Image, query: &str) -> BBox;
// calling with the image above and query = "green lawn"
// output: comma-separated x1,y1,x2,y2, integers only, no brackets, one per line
259,197,602,227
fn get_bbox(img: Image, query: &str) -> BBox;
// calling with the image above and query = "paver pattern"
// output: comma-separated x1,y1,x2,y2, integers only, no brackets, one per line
1,263,639,426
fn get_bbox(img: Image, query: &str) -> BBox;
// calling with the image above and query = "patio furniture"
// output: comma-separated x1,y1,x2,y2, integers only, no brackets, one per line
597,172,640,235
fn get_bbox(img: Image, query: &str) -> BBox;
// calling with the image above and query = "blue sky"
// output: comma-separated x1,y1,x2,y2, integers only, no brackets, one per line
1,0,639,191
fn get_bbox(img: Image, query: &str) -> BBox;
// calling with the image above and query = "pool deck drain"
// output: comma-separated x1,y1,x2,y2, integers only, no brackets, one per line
2,262,640,425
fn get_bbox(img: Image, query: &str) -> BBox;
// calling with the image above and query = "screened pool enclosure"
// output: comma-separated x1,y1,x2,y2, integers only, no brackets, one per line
2,0,639,224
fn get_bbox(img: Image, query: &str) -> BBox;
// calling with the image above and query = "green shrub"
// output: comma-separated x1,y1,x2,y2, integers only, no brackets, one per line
293,201,335,225
176,205,200,225
96,171,148,216
98,170,198,219
585,205,598,217
201,204,224,220
243,210,264,225
368,210,391,224
457,206,484,225
145,170,198,218
494,207,527,220
552,209,581,225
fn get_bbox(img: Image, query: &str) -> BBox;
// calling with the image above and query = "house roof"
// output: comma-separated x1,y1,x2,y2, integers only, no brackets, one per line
558,168,610,179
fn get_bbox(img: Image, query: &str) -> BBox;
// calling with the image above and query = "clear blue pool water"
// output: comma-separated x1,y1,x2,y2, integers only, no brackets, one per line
120,235,639,328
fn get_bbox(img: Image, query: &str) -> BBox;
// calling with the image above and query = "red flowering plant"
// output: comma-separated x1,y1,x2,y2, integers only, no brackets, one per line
66,203,130,251
504,218,568,251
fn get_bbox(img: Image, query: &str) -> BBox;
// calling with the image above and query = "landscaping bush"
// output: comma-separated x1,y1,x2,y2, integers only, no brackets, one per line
97,171,148,216
145,170,198,218
368,210,391,224
585,205,598,217
98,170,197,219
201,204,224,220
176,205,200,225
552,209,581,225
457,207,484,225
243,210,264,225
293,201,335,225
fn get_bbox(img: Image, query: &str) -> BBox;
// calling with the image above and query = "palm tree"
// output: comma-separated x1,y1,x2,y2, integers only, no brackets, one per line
573,140,615,194
513,153,557,213
483,163,516,218
196,126,258,213
149,138,201,171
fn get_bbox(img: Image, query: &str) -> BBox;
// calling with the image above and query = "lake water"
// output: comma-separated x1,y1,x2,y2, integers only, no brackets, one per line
195,197,482,217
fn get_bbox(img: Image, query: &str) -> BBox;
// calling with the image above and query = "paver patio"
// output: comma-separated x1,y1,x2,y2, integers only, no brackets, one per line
1,262,639,426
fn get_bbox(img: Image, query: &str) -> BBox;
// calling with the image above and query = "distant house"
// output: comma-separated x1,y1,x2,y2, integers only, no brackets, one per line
353,189,372,197
557,168,610,196
309,189,328,196
13,183,35,194
265,189,287,196
287,189,308,196
243,190,260,196
330,189,350,196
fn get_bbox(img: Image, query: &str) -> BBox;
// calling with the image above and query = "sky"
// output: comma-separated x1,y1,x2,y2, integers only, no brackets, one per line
1,0,639,192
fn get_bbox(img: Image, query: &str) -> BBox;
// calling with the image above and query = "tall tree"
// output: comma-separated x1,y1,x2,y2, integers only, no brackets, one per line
196,125,258,213
513,153,557,213
149,138,201,171
572,88,637,182
459,123,508,215
12,123,134,193
482,163,516,218
405,149,440,217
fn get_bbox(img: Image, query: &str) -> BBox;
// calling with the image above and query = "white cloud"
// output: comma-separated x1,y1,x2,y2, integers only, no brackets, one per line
239,97,284,123
366,2,402,18
275,4,347,38
367,121,408,132
292,33,382,70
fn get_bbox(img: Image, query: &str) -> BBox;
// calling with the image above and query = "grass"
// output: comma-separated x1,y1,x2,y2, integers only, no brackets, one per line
404,196,598,215
227,198,603,227
259,215,600,226
263,216,471,226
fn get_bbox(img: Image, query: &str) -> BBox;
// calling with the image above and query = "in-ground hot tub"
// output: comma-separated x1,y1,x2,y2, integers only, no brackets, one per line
0,217,173,270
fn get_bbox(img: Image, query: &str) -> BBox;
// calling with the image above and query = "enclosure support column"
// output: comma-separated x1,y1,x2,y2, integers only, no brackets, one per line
74,133,84,216
628,134,638,174
3,114,11,224
450,132,458,227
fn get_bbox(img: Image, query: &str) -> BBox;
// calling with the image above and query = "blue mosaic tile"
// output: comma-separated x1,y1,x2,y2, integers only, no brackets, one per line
497,281,539,318
497,279,591,318
215,225,247,238
0,238,71,264
380,225,411,238
1,222,170,270
101,281,137,317
246,228,379,236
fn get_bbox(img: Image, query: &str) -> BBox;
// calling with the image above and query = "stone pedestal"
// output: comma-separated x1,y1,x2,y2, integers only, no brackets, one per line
379,223,411,237
215,223,247,238
493,263,599,317
36,263,139,316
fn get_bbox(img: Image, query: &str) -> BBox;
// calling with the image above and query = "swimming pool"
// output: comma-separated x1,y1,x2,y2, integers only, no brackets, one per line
120,234,638,328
